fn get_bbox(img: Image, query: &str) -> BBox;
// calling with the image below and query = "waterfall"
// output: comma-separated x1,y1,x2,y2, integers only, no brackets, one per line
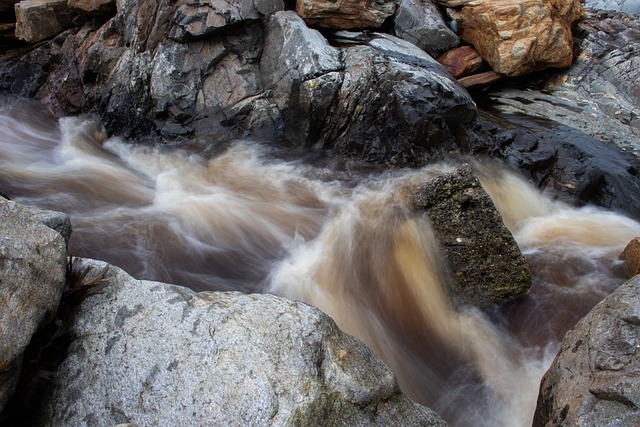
2,99,638,426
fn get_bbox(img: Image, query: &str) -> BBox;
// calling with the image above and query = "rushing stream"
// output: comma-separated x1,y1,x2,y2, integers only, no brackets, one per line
2,99,640,426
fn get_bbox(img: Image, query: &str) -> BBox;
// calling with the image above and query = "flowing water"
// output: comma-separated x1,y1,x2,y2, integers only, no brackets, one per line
2,99,639,426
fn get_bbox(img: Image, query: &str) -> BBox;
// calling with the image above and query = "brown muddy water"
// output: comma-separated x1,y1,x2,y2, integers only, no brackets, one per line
2,99,639,426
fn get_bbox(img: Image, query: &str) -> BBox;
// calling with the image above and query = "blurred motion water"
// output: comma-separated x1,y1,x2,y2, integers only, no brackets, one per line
2,99,638,426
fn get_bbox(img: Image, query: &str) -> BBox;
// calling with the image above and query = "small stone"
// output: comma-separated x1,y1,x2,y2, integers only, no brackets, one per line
620,237,640,278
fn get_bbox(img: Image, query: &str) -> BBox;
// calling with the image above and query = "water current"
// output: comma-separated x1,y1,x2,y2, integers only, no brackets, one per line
2,99,639,426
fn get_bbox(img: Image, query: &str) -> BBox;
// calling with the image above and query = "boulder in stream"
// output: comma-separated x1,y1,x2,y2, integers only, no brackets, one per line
0,198,67,413
534,274,640,426
411,164,532,308
32,259,447,427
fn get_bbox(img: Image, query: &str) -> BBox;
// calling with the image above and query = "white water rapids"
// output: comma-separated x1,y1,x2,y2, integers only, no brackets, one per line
1,100,639,426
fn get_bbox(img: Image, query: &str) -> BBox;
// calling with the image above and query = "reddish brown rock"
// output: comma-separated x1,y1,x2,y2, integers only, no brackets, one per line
458,70,502,88
436,45,484,78
295,0,396,30
450,0,584,77
620,237,640,278
15,0,76,43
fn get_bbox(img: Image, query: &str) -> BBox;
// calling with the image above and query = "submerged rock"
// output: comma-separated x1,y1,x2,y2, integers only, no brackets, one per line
534,274,640,426
34,259,447,427
411,164,532,308
0,198,67,413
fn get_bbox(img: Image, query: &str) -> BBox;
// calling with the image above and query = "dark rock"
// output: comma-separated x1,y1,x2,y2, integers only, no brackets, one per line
476,110,640,221
483,10,640,157
392,0,459,57
411,164,532,308
0,0,476,167
319,33,477,166
534,274,640,426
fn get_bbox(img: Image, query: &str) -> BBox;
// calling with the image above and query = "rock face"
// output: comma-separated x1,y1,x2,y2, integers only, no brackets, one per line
475,110,640,221
534,275,640,426
450,0,584,76
392,0,459,56
411,164,532,307
34,259,447,427
620,237,640,279
0,198,67,412
0,3,476,167
15,0,77,43
483,10,640,156
585,0,640,14
295,0,396,29
471,9,640,220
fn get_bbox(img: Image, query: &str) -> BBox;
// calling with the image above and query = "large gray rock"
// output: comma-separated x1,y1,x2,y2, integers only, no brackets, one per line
0,198,67,412
392,0,459,57
34,259,447,427
533,275,640,426
411,164,531,307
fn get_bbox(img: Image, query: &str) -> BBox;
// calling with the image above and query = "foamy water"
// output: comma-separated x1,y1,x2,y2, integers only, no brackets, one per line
1,99,639,426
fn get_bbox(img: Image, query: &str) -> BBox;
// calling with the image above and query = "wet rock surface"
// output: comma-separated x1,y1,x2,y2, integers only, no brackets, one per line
475,110,640,221
33,259,448,427
411,164,532,308
483,9,640,157
392,0,459,57
534,274,640,427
